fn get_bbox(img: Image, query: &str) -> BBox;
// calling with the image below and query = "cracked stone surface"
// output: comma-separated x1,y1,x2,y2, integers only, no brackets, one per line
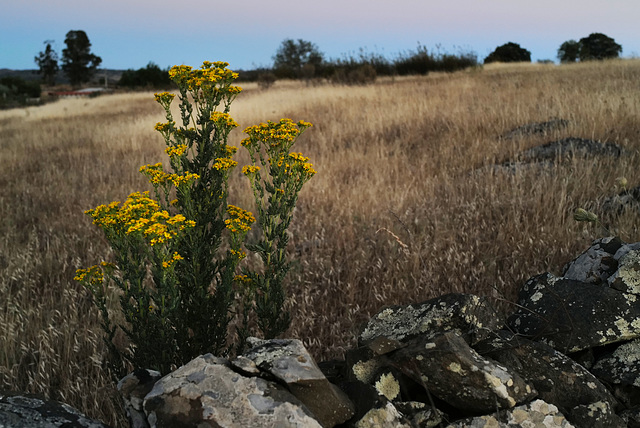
143,354,321,428
506,272,640,352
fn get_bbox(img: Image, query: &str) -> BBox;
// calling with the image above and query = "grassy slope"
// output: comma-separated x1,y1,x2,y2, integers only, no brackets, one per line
1,60,639,426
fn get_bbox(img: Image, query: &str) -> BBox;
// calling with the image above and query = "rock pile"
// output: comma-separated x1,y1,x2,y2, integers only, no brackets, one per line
5,237,640,427
113,236,640,428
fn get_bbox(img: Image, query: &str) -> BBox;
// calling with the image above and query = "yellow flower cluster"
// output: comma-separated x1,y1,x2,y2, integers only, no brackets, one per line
154,121,175,133
225,145,238,156
168,62,242,94
211,112,239,128
154,92,175,110
230,249,247,259
74,265,104,285
162,252,184,269
212,157,238,171
233,274,253,285
225,204,255,234
242,119,312,151
242,165,261,175
140,163,200,187
165,144,188,158
86,191,196,246
271,153,317,177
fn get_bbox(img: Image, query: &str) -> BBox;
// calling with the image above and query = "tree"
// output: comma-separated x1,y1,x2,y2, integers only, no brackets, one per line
578,33,622,61
557,40,580,63
61,30,102,87
484,42,531,64
273,39,323,79
34,41,59,86
118,62,172,89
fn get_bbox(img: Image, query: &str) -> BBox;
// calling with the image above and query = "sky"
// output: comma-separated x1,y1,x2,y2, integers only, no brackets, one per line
2,0,640,71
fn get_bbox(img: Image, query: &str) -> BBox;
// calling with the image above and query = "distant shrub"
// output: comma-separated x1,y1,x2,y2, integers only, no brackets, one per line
118,62,172,89
394,44,478,75
257,72,277,89
330,63,377,85
0,76,41,108
484,42,531,64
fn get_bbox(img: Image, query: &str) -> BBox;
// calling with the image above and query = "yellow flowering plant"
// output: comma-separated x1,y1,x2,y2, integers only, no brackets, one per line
241,119,316,339
76,61,315,375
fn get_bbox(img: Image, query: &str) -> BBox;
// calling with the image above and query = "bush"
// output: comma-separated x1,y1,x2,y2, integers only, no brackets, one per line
484,42,531,64
118,62,172,89
394,45,478,75
76,61,316,375
0,77,41,108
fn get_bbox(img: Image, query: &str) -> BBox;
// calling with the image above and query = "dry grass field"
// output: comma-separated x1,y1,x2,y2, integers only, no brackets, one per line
1,59,640,426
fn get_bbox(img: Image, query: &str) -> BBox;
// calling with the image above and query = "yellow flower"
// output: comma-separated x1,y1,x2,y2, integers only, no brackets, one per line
242,165,261,175
165,144,188,158
212,157,238,171
211,112,239,128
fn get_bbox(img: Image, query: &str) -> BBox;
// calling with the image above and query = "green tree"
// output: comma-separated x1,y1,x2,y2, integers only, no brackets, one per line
484,42,531,64
61,30,102,87
273,39,323,79
557,40,580,63
118,62,172,89
34,41,59,86
578,33,622,61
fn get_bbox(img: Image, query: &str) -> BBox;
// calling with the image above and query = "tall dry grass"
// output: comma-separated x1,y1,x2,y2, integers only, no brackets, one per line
1,59,640,426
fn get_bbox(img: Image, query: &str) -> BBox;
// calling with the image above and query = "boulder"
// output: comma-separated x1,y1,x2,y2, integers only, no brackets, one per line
243,338,355,427
609,249,640,294
592,338,640,388
389,331,536,413
0,391,110,428
143,354,322,428
446,399,574,428
562,236,624,285
506,272,640,352
474,330,618,422
359,293,502,348
117,368,162,428
501,118,569,140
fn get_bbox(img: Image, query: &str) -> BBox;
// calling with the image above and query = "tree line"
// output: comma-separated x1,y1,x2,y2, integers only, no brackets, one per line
25,31,627,90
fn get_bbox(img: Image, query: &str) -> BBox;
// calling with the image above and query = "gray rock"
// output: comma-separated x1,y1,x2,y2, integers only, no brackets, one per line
143,353,322,428
354,402,411,428
244,338,355,427
501,118,569,140
562,237,623,285
569,400,625,428
389,331,536,413
446,399,574,428
359,293,502,348
394,401,443,428
592,338,640,387
518,137,623,163
475,330,618,420
609,249,640,294
506,272,640,352
0,391,110,428
117,369,162,428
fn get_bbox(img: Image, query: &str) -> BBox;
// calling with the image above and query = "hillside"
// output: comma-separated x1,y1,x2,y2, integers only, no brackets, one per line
1,59,639,427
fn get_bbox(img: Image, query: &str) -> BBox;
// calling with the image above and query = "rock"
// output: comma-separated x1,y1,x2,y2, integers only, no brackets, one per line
143,353,322,428
501,118,569,140
517,137,623,163
506,272,640,352
359,293,502,348
475,330,618,421
394,401,443,428
354,402,411,428
446,399,574,428
389,331,536,413
562,236,624,285
569,400,625,428
599,185,640,216
592,338,640,387
244,338,355,427
609,249,640,294
0,391,110,428
117,368,162,428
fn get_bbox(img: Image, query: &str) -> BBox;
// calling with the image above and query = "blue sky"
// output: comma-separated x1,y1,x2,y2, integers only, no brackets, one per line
2,0,639,70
